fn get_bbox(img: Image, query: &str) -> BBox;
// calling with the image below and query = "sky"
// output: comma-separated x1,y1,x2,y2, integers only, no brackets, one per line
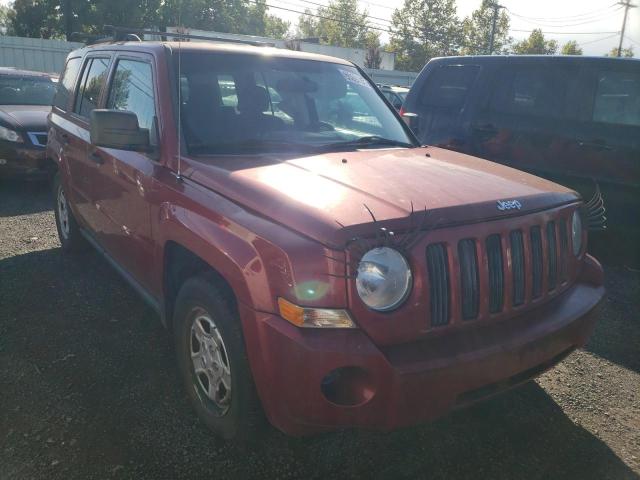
272,0,640,57
0,0,637,57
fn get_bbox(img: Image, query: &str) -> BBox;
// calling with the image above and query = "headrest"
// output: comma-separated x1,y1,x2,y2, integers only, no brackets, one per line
238,85,269,114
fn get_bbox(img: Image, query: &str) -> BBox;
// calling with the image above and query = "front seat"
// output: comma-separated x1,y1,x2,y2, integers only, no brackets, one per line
236,85,284,137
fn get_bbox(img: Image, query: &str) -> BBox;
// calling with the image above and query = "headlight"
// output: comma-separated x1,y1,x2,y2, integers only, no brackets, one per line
356,247,412,311
571,210,583,256
0,125,23,143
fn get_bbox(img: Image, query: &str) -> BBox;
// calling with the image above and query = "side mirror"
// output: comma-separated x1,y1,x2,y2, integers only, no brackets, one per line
90,109,150,152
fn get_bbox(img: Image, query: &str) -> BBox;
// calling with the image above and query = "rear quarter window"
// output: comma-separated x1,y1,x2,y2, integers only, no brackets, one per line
420,65,480,109
592,70,640,127
53,57,81,111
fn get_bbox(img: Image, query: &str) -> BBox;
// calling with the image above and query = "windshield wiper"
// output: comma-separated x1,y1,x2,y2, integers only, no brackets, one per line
189,139,320,154
321,136,415,150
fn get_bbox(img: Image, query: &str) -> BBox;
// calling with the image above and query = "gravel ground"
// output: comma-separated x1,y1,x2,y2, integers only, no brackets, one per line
1,180,638,480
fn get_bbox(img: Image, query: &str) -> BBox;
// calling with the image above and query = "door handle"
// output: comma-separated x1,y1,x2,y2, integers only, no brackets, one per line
578,140,613,151
472,124,498,134
89,151,104,165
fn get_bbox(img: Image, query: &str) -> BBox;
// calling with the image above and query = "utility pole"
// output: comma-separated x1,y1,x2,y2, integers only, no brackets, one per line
63,0,73,41
488,2,504,55
617,0,637,57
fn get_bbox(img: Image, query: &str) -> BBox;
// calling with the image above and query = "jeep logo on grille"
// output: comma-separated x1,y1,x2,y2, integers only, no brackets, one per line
497,200,522,211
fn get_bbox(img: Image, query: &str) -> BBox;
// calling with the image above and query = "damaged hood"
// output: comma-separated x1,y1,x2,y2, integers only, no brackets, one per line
184,146,579,248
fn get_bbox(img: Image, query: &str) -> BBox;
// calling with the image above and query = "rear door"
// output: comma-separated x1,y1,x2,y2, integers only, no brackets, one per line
570,63,640,231
88,53,159,289
65,55,112,232
469,61,579,179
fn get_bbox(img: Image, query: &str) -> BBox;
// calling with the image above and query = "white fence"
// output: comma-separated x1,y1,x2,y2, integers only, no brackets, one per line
364,68,418,87
0,36,83,74
0,34,419,86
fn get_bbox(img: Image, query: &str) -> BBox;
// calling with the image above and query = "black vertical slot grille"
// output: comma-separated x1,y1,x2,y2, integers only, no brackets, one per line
530,226,543,299
547,221,558,290
510,230,525,306
559,219,569,283
458,239,480,320
426,243,450,326
486,234,504,313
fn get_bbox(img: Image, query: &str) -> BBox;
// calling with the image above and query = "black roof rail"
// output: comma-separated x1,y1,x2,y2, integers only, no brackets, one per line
102,25,274,47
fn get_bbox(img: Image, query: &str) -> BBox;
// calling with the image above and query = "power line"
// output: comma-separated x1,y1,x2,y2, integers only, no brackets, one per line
291,0,393,22
508,7,624,28
510,29,620,34
577,32,621,46
275,0,392,29
507,2,620,21
257,0,395,33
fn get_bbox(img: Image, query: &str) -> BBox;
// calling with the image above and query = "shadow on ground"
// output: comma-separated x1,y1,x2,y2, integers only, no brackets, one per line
585,265,640,374
0,178,52,217
0,247,637,479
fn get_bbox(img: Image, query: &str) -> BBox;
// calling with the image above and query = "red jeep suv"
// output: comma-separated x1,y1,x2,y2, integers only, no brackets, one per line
47,36,605,440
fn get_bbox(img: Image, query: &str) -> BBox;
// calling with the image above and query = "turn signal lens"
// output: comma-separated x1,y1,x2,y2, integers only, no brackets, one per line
277,297,355,328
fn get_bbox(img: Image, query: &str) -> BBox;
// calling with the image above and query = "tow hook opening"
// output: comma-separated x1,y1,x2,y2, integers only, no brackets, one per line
320,366,375,407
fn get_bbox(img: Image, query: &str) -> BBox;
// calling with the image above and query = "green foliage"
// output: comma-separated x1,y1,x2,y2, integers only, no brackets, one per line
295,0,375,49
605,45,634,57
364,31,382,68
0,5,13,35
10,0,63,39
263,15,290,39
8,0,287,40
512,29,558,55
388,0,462,72
461,0,510,55
561,40,583,55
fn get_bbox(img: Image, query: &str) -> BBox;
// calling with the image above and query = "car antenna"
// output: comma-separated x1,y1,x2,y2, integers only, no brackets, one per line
176,2,183,182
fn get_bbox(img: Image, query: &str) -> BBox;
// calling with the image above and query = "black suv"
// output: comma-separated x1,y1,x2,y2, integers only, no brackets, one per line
402,56,639,248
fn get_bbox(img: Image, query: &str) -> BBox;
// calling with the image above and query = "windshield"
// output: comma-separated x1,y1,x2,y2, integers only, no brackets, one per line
176,52,414,154
0,75,55,105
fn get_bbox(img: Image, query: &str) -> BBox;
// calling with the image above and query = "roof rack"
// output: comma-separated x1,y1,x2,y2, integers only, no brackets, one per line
97,25,274,47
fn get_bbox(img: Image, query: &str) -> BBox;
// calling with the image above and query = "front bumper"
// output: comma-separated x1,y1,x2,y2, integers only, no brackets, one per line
240,255,605,436
0,141,48,177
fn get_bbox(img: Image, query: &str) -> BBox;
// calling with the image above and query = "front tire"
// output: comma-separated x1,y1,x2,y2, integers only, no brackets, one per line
52,172,86,252
174,276,264,441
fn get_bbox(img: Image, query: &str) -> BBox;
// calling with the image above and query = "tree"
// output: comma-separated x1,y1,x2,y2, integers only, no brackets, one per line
9,0,285,40
263,15,290,39
10,0,64,39
388,0,462,72
295,0,373,48
561,40,583,55
461,0,510,55
512,29,558,55
0,5,13,35
605,45,634,57
296,9,319,40
364,31,382,68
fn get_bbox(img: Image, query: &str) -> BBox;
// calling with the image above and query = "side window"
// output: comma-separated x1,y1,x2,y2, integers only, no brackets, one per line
420,65,480,109
74,57,110,119
490,67,572,118
592,70,640,127
53,57,81,111
107,59,156,136
217,74,237,108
